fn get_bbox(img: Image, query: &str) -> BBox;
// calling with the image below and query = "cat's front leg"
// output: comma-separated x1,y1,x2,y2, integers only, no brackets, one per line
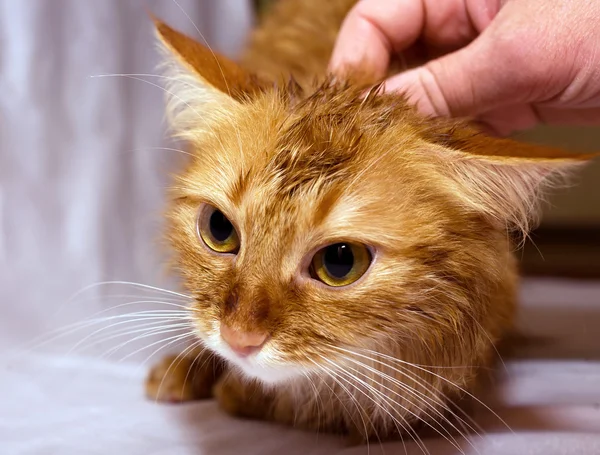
213,372,355,437
145,348,225,403
213,371,280,421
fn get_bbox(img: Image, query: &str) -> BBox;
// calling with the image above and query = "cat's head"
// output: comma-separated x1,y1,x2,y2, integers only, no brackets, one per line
156,20,593,384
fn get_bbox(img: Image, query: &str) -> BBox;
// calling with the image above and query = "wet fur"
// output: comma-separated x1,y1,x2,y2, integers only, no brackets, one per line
145,0,593,443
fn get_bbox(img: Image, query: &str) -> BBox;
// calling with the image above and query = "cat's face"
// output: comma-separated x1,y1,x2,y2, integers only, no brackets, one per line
157,20,590,384
167,88,482,382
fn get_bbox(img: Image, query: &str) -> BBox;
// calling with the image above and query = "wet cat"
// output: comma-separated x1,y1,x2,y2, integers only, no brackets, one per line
145,0,593,442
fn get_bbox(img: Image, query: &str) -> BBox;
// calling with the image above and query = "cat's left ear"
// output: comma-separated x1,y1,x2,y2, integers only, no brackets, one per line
431,129,597,234
153,18,267,137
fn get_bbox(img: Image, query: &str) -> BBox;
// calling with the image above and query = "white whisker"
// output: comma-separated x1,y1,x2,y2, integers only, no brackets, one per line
64,312,192,356
94,322,192,356
335,354,479,455
338,346,514,435
16,309,190,356
102,325,193,359
180,345,211,397
320,355,458,454
119,331,195,363
152,339,203,401
312,360,374,455
337,351,484,441
319,360,428,455
169,0,233,99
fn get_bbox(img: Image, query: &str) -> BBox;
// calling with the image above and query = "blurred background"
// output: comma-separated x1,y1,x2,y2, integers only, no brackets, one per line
517,126,600,278
0,0,253,352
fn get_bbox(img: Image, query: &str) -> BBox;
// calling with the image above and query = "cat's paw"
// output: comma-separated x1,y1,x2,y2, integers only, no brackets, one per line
213,374,270,419
145,354,199,403
213,373,248,416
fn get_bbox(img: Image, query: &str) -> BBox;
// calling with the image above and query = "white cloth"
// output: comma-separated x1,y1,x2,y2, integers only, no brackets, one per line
1,2,600,454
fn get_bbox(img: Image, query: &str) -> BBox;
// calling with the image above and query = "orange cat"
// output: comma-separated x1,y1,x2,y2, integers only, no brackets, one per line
145,0,593,443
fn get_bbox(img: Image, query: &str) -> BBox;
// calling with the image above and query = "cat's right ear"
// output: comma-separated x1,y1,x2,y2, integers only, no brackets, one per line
153,17,267,137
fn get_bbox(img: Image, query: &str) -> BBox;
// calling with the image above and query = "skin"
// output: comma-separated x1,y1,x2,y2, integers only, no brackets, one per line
329,0,600,135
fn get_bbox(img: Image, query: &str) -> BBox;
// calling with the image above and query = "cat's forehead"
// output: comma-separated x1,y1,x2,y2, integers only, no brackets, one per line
248,86,413,192
180,86,446,244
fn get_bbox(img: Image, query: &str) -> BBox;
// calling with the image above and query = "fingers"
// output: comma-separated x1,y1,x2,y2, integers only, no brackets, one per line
330,0,600,131
330,0,500,119
382,40,494,117
329,0,426,79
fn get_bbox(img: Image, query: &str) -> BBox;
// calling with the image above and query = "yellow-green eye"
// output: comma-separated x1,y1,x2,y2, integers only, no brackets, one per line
310,243,372,287
197,205,240,254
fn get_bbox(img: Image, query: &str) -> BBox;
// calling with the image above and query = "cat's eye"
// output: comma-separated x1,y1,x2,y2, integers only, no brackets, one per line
309,243,372,287
197,204,240,254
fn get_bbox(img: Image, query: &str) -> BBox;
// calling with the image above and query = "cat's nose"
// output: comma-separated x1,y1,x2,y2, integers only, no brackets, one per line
220,323,268,357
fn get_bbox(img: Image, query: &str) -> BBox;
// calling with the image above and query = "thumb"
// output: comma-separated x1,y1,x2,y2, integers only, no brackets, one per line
385,39,504,119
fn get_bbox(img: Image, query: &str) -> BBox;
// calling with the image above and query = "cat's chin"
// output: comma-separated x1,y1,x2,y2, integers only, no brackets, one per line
228,356,306,385
199,332,306,385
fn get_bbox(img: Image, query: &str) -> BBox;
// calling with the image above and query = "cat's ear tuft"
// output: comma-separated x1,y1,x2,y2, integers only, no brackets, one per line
152,17,266,139
154,18,265,100
433,129,596,235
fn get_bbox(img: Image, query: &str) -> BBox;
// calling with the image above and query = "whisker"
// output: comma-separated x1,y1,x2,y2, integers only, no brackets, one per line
180,345,211,399
63,312,192,356
300,371,323,439
127,146,194,157
336,351,484,441
164,0,248,175
311,361,374,455
365,342,487,439
77,319,191,350
119,331,195,363
339,346,514,435
102,325,193,359
152,339,203,401
334,354,481,455
92,74,238,176
169,0,233,99
17,309,191,356
316,362,404,455
91,74,206,121
305,369,368,446
319,360,428,455
70,280,193,300
320,355,458,455
72,293,191,304
340,356,463,439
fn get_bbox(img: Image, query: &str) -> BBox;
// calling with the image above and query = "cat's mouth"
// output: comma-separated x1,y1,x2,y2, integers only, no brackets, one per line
220,341,305,384
199,323,305,384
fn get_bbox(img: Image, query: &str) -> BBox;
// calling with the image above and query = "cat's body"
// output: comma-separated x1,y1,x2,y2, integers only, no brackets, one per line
145,0,592,443
241,0,357,86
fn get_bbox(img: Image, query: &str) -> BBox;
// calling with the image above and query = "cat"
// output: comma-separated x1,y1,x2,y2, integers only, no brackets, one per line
145,0,594,443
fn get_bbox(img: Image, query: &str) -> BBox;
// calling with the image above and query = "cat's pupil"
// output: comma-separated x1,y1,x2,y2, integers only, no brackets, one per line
323,243,354,278
209,210,233,242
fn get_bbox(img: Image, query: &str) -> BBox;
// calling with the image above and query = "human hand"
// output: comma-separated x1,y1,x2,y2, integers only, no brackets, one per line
330,0,600,135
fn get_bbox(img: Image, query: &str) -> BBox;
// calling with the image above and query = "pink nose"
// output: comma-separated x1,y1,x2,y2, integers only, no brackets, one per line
220,323,268,357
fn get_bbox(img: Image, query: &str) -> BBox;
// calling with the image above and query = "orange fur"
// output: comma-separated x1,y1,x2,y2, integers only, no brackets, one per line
146,0,594,442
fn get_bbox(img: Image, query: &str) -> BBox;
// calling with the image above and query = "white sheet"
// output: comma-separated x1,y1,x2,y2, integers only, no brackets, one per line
2,1,600,454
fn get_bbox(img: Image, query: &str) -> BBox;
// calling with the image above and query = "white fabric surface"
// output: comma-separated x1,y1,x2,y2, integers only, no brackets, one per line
2,2,600,454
